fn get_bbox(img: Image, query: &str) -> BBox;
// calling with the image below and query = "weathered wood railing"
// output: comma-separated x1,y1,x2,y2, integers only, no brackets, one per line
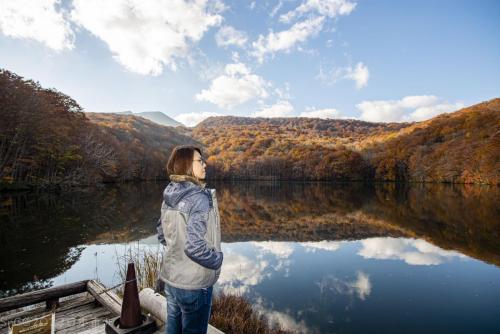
0,280,89,313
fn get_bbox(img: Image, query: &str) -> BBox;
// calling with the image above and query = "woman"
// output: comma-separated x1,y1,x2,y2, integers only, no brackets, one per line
156,145,223,334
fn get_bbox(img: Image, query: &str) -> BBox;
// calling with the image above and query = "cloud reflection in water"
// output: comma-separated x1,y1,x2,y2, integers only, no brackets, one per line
358,237,467,265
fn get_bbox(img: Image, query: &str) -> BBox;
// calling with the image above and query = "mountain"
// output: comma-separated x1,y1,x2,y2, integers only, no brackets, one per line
0,69,195,188
116,110,182,127
85,112,198,181
193,99,499,184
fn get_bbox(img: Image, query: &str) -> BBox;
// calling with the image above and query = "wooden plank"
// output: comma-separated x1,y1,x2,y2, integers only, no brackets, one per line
55,307,113,333
76,324,106,334
62,312,112,334
54,303,102,323
86,281,122,316
0,280,89,313
0,293,95,330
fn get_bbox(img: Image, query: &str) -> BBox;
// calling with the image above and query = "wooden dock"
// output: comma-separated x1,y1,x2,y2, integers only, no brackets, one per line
0,280,223,334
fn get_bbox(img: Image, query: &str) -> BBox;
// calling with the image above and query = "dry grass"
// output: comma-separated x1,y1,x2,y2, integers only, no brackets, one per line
210,292,289,334
115,246,289,333
115,245,163,296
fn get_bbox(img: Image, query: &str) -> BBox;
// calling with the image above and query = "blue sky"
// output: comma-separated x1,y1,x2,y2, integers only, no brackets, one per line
0,0,499,126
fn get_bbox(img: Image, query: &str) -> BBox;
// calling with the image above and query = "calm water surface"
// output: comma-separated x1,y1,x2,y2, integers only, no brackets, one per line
1,181,499,333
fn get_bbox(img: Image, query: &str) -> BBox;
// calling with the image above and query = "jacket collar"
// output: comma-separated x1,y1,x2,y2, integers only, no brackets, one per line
169,174,206,188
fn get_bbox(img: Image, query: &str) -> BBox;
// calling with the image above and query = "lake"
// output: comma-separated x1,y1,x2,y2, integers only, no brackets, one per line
1,181,499,333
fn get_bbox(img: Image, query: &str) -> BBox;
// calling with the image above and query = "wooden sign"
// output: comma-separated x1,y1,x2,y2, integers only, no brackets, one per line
9,313,55,334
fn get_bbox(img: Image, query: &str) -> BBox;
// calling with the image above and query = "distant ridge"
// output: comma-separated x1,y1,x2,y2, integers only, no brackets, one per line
193,98,500,184
116,110,182,127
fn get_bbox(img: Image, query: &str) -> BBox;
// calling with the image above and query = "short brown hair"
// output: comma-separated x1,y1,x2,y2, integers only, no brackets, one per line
166,145,202,176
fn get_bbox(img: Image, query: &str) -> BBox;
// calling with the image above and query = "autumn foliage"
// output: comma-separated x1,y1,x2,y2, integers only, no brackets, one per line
1,68,498,187
192,117,408,181
0,69,195,188
192,102,499,184
364,99,500,184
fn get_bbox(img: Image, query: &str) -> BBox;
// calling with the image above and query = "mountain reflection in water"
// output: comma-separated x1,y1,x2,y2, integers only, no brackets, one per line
1,181,499,333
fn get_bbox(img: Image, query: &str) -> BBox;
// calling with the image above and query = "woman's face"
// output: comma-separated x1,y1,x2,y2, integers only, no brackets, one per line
192,150,206,180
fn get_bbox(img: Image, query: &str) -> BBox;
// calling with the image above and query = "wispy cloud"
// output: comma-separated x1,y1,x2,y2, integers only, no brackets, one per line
215,25,248,48
318,62,370,89
270,0,284,18
280,0,357,23
251,16,325,63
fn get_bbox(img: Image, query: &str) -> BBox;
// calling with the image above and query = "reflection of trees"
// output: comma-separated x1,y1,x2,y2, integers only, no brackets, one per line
215,181,500,266
0,182,165,296
215,181,408,242
367,183,500,266
1,181,497,296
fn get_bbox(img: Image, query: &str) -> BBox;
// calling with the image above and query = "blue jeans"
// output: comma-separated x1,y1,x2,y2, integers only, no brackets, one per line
165,284,213,334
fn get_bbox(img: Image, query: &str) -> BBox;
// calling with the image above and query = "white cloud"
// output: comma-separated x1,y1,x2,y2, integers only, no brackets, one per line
409,102,464,121
70,0,224,75
316,271,372,301
358,237,466,265
0,0,74,51
215,25,248,48
300,241,342,252
251,16,325,63
255,305,310,333
253,100,294,118
251,241,295,259
217,251,270,295
299,107,343,119
318,62,369,89
196,62,269,109
345,62,369,88
174,111,222,127
356,95,464,122
349,271,371,300
280,0,356,23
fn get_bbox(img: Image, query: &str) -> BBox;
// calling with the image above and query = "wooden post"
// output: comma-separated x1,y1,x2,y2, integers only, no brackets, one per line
45,297,60,310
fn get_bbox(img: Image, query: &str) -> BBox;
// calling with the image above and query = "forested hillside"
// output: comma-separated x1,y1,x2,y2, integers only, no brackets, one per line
85,112,197,181
192,117,409,180
364,99,499,184
1,68,498,188
0,69,195,188
192,100,499,184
